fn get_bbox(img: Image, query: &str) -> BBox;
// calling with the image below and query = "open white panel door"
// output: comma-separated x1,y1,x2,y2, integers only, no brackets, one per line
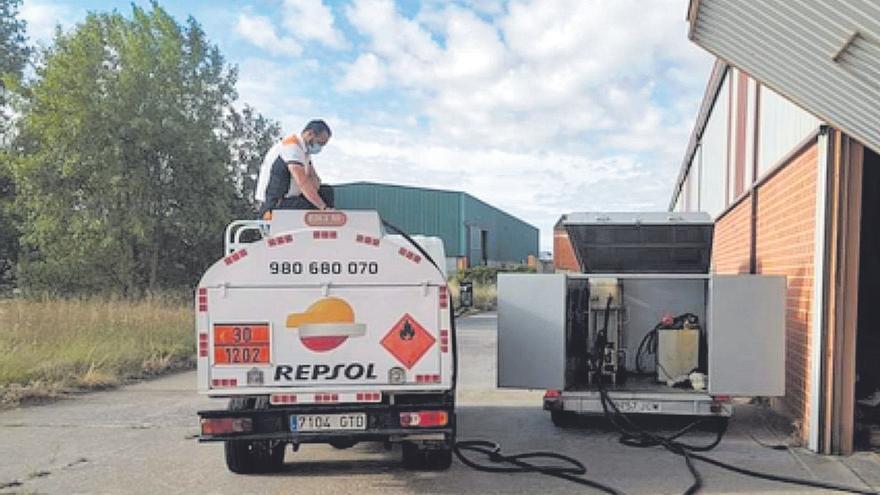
497,274,566,390
708,275,786,396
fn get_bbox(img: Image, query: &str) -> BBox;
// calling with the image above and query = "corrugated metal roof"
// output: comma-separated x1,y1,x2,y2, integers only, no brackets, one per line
688,0,880,154
333,182,539,263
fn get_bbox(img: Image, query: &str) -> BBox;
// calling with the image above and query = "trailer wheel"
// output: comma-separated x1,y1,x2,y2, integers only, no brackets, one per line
224,398,286,474
550,410,577,428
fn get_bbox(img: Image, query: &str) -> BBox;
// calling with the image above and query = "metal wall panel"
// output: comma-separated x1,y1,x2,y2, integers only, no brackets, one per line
691,0,880,154
462,194,539,266
334,183,539,265
758,86,821,175
708,274,786,396
497,274,566,389
334,183,463,256
699,74,729,217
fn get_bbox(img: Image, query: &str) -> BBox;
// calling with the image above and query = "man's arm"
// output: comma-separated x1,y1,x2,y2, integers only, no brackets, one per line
289,163,328,210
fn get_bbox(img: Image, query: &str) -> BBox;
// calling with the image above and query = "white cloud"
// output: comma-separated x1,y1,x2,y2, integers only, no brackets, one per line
281,0,348,49
336,53,387,92
20,0,75,42
235,58,314,130
234,12,302,57
234,0,713,250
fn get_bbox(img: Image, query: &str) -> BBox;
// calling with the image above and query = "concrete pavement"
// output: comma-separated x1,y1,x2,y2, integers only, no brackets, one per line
0,312,878,494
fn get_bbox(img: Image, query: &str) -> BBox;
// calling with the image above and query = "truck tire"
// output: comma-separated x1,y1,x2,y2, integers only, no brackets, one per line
425,448,453,470
402,442,453,471
401,442,425,470
550,410,577,428
224,398,286,474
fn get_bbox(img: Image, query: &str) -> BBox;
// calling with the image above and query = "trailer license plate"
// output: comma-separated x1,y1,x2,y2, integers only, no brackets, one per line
290,414,367,432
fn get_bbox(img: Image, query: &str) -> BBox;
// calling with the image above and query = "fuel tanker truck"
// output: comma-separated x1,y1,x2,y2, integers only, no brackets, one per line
195,210,455,473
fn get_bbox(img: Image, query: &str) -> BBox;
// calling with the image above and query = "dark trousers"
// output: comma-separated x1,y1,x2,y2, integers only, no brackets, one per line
259,185,335,217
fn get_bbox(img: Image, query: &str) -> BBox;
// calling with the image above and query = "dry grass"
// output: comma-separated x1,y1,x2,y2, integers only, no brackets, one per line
0,297,193,406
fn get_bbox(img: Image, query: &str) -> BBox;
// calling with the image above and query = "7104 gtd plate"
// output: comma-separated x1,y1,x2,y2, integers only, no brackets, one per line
290,413,367,432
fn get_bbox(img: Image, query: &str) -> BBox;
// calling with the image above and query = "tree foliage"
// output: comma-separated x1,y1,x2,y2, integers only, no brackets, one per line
0,0,31,286
11,3,278,295
225,104,281,214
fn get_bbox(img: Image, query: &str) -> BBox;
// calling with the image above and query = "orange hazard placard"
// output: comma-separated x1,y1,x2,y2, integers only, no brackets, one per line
381,314,436,369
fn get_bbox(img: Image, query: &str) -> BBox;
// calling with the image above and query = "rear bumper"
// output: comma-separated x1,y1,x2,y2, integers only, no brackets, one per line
544,391,733,417
198,401,455,443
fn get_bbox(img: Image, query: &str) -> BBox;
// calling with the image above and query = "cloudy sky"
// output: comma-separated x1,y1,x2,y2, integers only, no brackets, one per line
21,0,715,251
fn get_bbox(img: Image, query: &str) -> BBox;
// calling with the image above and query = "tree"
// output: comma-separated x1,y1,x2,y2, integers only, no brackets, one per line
225,104,281,214
0,0,31,287
12,3,266,295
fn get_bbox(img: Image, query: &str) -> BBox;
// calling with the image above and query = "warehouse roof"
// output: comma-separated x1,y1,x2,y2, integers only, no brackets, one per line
686,0,880,154
333,181,539,230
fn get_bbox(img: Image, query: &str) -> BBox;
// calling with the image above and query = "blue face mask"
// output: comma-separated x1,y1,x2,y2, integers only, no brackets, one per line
307,141,323,155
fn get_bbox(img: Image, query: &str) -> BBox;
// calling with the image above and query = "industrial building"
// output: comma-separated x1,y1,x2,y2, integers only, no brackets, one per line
333,182,539,273
666,0,879,455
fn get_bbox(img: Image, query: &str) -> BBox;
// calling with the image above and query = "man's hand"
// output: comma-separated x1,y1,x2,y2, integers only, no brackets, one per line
289,163,327,210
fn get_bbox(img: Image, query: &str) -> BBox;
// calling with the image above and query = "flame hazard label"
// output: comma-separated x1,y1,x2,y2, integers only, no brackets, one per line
381,314,436,369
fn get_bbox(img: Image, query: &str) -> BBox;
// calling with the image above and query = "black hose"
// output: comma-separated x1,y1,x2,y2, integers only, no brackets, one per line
592,298,877,495
453,440,624,495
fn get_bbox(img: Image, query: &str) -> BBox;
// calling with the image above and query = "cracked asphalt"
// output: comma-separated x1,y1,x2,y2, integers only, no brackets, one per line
1,313,878,494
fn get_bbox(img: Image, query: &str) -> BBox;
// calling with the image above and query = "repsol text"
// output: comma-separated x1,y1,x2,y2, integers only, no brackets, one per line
274,363,378,381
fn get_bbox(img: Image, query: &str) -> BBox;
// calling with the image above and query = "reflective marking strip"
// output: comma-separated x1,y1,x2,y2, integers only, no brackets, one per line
223,249,249,265
439,286,448,308
312,230,338,240
267,234,294,247
355,392,382,402
198,333,208,357
356,234,381,246
270,394,298,405
415,374,441,384
211,378,238,387
398,247,422,264
197,288,208,312
440,329,449,353
271,392,381,405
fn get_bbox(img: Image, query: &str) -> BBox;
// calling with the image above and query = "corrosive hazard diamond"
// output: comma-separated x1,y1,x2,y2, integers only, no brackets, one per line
381,314,436,369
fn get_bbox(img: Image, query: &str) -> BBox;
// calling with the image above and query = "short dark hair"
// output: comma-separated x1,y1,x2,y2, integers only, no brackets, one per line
303,119,332,137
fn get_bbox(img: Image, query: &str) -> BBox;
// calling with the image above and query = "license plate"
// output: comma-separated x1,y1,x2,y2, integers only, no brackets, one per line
290,413,367,432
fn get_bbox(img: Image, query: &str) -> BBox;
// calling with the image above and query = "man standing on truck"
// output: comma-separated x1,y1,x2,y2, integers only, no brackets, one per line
255,119,334,218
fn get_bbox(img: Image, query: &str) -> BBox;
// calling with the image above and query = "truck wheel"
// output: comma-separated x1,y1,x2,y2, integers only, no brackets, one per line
401,442,426,470
550,410,577,428
425,448,453,470
224,398,286,474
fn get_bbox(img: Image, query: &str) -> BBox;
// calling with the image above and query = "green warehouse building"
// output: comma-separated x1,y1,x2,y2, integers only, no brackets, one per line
333,182,539,273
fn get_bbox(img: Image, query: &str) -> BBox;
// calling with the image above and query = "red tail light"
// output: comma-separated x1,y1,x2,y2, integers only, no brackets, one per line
399,411,449,428
544,389,561,399
201,417,253,436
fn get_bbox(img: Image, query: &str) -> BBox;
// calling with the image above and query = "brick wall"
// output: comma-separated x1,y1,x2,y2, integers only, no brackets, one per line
710,143,817,440
713,199,752,274
553,228,580,272
754,143,817,439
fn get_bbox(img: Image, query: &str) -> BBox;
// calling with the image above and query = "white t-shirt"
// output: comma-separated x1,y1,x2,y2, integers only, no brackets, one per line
254,133,315,202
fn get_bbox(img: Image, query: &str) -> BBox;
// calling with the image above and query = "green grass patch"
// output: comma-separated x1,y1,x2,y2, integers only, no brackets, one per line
0,297,193,405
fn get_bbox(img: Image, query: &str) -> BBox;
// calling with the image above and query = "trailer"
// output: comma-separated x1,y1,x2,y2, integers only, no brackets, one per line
195,210,455,473
497,212,786,425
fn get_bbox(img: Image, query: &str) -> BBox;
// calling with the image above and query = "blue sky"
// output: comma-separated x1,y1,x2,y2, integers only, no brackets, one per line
21,0,715,252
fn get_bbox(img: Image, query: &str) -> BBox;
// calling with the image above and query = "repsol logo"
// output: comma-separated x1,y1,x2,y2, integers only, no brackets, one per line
274,363,378,381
